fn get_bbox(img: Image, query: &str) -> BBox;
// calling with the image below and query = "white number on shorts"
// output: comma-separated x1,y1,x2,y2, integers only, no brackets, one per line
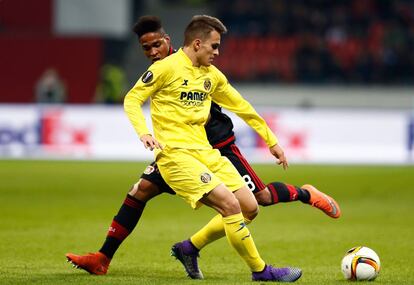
243,174,256,192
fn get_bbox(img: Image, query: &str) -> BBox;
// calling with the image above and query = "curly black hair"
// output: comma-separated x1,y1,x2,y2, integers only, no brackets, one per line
132,15,166,38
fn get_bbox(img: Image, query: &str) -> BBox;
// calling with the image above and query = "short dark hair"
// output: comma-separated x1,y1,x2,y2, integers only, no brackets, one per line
132,15,166,38
184,15,227,46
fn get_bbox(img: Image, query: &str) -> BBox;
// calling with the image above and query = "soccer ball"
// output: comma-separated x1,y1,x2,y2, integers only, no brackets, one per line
341,246,380,281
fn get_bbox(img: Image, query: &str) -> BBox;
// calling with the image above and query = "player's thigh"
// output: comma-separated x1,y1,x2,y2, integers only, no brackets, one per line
200,183,241,216
220,144,266,193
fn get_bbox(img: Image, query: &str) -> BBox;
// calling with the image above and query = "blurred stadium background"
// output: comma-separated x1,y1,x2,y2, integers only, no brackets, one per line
1,2,414,284
1,0,414,163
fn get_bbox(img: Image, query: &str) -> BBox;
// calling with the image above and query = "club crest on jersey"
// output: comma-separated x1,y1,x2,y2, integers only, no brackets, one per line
204,79,212,91
141,70,153,83
143,165,155,175
200,172,212,183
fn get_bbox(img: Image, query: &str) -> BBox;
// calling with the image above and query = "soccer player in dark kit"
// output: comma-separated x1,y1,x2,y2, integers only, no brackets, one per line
66,15,341,280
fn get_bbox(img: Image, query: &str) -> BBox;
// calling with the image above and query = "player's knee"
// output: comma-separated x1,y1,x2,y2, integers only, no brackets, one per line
128,179,161,202
243,204,259,221
128,182,139,196
221,197,241,216
244,211,258,221
254,188,273,206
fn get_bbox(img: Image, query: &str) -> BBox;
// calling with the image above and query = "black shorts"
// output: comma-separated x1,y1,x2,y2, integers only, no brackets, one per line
140,143,266,194
218,143,266,194
140,161,175,195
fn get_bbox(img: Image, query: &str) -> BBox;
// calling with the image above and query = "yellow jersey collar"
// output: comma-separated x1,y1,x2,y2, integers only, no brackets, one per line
177,48,194,67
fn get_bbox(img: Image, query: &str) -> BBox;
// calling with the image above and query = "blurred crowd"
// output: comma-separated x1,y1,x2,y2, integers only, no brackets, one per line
2,0,413,105
213,0,414,84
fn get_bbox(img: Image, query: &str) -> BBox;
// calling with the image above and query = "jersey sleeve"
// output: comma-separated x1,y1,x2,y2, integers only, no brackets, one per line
124,62,170,138
211,67,278,147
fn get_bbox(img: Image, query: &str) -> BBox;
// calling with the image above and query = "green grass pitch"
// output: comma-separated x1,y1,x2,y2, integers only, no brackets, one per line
0,160,413,285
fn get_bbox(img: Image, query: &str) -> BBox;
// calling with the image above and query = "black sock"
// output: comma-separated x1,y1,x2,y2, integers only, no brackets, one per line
267,182,310,204
99,194,146,258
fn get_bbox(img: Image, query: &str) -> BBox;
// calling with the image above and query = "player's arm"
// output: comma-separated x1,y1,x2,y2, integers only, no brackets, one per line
211,69,288,169
124,66,164,150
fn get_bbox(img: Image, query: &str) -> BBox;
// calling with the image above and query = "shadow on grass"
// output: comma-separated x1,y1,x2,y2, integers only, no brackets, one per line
1,269,255,285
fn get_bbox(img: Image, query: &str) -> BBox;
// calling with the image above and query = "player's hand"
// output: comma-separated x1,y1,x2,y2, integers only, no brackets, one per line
269,144,288,170
140,134,163,151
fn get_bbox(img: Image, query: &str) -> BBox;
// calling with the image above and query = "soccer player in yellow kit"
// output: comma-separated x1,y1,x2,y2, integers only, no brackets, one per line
66,15,340,279
124,15,301,282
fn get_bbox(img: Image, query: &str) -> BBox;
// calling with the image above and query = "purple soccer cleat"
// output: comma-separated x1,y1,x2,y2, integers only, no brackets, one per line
252,265,302,282
171,240,203,279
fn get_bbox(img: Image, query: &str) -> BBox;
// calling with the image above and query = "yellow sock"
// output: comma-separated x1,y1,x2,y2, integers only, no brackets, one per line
222,213,265,272
190,215,253,250
190,214,224,250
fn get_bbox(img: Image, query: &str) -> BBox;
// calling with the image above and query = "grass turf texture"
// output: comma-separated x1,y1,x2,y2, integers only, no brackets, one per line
0,160,413,285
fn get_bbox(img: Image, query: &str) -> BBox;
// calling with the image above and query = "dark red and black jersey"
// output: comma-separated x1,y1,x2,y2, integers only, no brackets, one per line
169,47,176,56
205,102,235,149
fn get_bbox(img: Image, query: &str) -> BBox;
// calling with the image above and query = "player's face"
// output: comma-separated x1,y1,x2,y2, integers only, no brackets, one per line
139,32,171,63
197,30,221,66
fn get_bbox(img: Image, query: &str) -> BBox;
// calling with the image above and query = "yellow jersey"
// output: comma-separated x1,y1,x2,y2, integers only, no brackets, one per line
124,48,277,150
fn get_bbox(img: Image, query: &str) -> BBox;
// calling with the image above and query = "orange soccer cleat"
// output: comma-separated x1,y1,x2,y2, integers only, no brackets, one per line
302,184,341,218
66,252,110,275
